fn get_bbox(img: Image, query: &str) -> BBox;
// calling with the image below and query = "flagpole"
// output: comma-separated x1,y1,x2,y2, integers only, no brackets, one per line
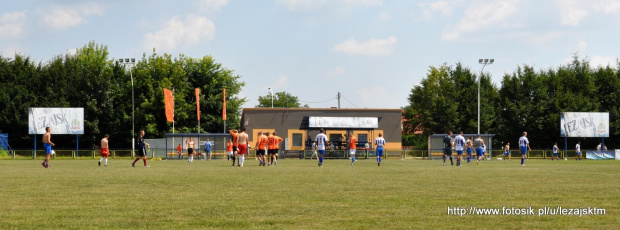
194,88,200,159
172,89,175,159
223,88,227,133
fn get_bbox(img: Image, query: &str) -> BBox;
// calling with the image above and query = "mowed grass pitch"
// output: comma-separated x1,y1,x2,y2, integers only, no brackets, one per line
1,158,618,229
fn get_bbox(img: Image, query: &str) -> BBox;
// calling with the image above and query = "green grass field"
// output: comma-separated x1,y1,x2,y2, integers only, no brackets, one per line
1,158,618,229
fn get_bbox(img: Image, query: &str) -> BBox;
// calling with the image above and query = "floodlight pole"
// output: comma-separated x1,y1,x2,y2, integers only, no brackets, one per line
478,58,494,135
120,58,136,157
268,87,273,108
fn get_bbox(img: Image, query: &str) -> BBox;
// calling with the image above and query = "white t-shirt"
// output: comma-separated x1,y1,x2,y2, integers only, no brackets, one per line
519,136,529,147
576,144,581,152
454,135,466,151
315,133,328,150
374,137,385,147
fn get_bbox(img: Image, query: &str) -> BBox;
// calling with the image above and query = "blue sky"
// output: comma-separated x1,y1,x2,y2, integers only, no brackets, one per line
2,0,620,109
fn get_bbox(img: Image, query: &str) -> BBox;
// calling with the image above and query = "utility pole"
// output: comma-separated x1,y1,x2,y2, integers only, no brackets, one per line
337,92,341,108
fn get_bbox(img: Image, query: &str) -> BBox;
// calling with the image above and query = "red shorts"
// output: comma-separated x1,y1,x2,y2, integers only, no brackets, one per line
101,148,109,157
238,144,248,155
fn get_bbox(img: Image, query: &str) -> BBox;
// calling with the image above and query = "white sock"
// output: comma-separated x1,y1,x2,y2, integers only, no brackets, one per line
99,157,104,162
104,158,108,165
240,156,245,166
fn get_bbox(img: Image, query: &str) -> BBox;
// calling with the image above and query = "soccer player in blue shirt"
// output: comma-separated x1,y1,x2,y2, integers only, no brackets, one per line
519,132,531,167
375,133,386,166
205,138,212,161
315,129,328,167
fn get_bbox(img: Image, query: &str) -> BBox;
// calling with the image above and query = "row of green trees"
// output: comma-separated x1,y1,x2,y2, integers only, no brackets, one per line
0,42,246,148
405,57,620,150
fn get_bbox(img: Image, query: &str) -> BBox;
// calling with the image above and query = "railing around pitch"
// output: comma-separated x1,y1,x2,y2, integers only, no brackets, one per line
8,149,144,160
490,149,567,160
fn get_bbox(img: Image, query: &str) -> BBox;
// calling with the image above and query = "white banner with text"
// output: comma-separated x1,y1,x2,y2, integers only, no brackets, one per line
560,112,609,137
28,107,84,135
309,117,378,128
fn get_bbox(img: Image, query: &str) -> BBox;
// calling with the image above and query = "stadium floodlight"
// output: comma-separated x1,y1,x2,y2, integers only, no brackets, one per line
478,58,494,135
120,58,136,157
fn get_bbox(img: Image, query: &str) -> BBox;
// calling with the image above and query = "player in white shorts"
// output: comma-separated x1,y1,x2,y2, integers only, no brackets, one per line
349,134,357,165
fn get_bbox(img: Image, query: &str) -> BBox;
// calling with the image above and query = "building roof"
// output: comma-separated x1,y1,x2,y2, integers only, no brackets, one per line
242,107,404,112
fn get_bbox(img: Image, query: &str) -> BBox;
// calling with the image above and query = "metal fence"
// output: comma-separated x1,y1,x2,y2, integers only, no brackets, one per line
0,148,599,160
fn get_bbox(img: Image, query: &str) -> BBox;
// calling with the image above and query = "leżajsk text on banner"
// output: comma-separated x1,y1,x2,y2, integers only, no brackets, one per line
195,88,200,121
164,88,174,122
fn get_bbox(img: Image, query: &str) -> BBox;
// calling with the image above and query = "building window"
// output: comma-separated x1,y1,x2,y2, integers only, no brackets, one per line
358,134,368,143
292,133,303,147
358,134,368,148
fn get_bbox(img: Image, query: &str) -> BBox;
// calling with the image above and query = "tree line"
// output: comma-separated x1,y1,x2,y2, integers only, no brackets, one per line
0,41,245,149
405,56,620,150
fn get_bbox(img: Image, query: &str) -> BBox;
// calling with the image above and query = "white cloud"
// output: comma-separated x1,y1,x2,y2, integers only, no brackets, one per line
526,31,563,45
333,36,397,56
557,0,588,26
594,0,620,14
280,0,382,11
576,40,587,53
355,85,392,108
1,44,24,57
66,48,77,56
344,0,383,6
40,4,104,29
420,1,458,19
378,11,390,20
143,14,215,52
0,11,27,40
442,0,520,41
275,76,289,88
199,0,229,12
325,66,346,79
589,56,617,67
280,0,326,10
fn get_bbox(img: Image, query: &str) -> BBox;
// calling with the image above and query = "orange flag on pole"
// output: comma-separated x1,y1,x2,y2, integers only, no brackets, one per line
195,88,200,121
222,88,227,121
163,88,174,122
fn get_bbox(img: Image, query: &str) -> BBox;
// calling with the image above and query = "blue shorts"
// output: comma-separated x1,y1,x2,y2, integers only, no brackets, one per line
467,148,472,155
476,147,483,157
576,151,581,155
44,143,52,154
553,152,558,156
520,146,528,155
503,151,510,156
318,150,325,155
376,147,384,157
456,150,463,155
